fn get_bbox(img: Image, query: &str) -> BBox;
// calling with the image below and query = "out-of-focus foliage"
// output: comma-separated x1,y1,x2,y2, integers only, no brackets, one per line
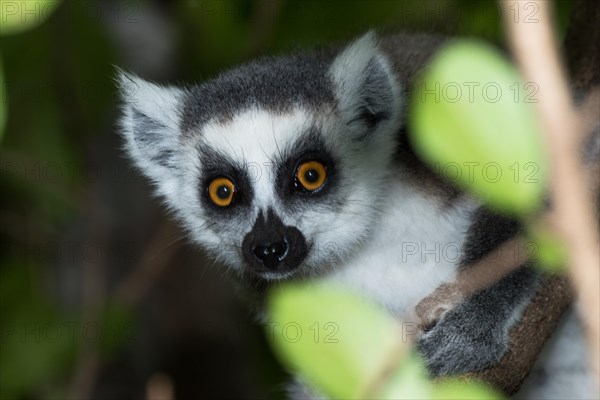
527,226,568,272
410,40,547,215
267,282,501,399
410,38,568,274
0,0,61,36
267,282,406,398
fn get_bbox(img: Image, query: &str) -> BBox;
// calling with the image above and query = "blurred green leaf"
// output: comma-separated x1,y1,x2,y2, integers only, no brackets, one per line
527,226,568,272
377,351,503,400
266,282,406,399
266,283,503,400
378,354,502,399
410,40,546,215
432,379,502,399
376,352,432,399
0,0,61,36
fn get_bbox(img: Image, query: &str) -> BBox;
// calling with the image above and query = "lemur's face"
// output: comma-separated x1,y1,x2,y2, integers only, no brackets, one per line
118,33,402,281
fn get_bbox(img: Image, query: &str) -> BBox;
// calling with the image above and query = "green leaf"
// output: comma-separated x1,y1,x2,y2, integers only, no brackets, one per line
376,352,433,399
0,0,61,36
266,282,407,399
432,379,503,399
527,226,567,272
409,40,546,215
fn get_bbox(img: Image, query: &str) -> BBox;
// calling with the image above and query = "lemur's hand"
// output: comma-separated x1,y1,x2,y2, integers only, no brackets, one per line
415,282,464,330
417,299,510,376
417,267,538,377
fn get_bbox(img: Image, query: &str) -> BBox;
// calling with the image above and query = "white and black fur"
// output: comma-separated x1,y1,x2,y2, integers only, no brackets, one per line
117,32,596,398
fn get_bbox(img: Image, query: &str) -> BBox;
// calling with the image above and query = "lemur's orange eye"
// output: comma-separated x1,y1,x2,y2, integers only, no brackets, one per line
296,161,327,191
208,177,236,207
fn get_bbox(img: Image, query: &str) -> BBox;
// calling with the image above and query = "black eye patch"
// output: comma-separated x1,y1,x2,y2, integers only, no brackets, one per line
274,131,338,207
197,145,254,215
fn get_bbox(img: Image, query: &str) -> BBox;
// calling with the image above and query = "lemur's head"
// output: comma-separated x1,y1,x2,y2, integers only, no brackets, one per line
118,32,402,281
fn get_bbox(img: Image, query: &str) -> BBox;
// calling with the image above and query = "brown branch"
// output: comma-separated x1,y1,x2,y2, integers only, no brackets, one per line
113,219,183,308
501,0,600,381
68,186,108,399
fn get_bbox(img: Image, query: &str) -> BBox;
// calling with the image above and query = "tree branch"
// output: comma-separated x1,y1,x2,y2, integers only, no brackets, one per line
501,0,600,379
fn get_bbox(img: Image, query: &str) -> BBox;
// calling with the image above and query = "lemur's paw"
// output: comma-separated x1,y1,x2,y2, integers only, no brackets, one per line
417,306,509,376
415,283,464,330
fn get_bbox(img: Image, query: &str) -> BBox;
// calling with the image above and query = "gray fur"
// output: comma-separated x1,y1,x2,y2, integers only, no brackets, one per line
180,49,337,134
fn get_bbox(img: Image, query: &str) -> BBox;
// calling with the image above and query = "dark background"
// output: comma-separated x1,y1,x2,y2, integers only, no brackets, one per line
0,1,574,399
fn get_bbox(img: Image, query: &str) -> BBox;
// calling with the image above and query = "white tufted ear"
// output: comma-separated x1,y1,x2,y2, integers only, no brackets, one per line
329,32,401,138
116,69,185,198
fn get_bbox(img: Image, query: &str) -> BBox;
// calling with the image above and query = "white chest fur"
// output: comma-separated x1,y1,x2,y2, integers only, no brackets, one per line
323,178,475,323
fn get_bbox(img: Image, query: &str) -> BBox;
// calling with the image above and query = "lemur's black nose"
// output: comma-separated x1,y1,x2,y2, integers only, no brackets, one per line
252,239,289,269
242,208,308,276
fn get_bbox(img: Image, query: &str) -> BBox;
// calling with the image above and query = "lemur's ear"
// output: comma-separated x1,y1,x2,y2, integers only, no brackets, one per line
116,69,184,197
329,32,401,138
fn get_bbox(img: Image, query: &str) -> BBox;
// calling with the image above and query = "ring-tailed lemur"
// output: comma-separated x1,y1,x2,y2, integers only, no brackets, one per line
117,32,598,399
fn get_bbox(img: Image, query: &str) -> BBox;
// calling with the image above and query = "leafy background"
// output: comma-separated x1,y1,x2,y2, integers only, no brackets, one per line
0,0,574,399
